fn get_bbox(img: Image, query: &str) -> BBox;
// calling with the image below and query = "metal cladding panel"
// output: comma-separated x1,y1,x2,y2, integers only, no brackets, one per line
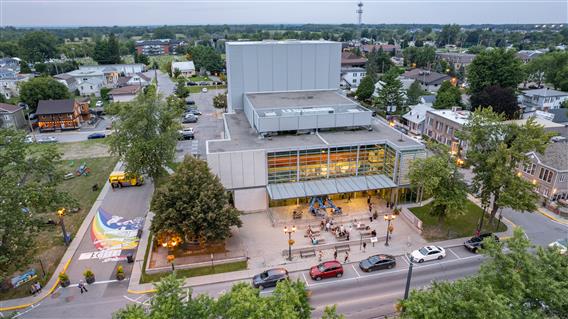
257,45,274,91
243,96,255,128
299,115,318,130
304,179,338,197
273,47,288,89
328,44,341,88
317,114,335,128
287,44,302,90
242,45,259,97
353,111,373,126
226,45,244,111
335,113,355,127
315,44,331,89
253,150,268,185
267,183,305,200
230,152,245,187
258,116,279,133
335,176,368,193
241,151,257,187
301,44,316,88
279,116,299,131
234,188,268,211
217,153,234,188
366,175,397,190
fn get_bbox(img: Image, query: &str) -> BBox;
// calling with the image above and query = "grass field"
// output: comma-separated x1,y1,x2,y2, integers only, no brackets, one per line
409,200,507,241
0,156,117,300
188,75,210,82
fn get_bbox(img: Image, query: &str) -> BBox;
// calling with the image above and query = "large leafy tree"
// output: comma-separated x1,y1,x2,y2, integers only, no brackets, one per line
190,45,223,73
433,80,462,109
470,85,520,120
153,26,175,39
374,68,405,113
355,75,375,101
19,76,70,112
400,228,568,319
436,24,461,46
458,108,552,226
525,51,568,91
402,46,436,68
467,48,524,95
18,31,59,62
108,85,180,180
0,129,73,278
150,156,242,245
213,92,227,112
408,145,468,221
406,80,424,106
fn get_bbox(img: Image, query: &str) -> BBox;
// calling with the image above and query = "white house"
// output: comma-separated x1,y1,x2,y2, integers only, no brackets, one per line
340,67,366,90
117,73,151,87
171,61,196,77
67,69,107,96
519,88,568,113
78,64,145,75
0,69,32,99
401,103,434,137
109,85,141,102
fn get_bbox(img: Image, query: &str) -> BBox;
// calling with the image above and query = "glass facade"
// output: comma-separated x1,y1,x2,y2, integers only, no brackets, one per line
267,150,297,183
358,144,385,176
299,149,328,181
329,146,358,178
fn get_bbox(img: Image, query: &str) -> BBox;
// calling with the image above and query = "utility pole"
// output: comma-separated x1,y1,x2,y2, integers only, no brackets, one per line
404,261,414,299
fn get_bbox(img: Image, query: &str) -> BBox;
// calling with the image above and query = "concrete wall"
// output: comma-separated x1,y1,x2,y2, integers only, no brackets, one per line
234,188,268,211
207,149,267,189
226,41,341,112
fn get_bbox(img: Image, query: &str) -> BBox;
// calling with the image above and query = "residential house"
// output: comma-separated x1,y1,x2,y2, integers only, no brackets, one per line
435,52,476,72
507,117,568,138
518,142,568,201
340,67,366,89
361,44,401,56
135,39,185,56
54,73,79,94
0,57,21,73
117,73,151,87
401,103,434,137
76,97,91,122
517,50,545,63
547,109,568,125
519,88,568,113
67,69,107,96
109,85,141,102
341,51,367,68
78,64,145,76
36,99,86,131
400,69,451,93
0,102,26,129
425,108,471,154
171,61,196,77
0,69,33,99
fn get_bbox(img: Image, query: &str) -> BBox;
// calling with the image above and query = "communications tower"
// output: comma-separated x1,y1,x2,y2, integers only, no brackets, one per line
357,2,363,26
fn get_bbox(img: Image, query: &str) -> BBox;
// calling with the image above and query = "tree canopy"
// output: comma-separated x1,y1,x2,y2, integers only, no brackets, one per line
18,31,59,62
525,51,568,91
402,46,436,68
19,76,70,112
190,45,224,73
365,47,394,80
467,48,524,95
355,75,375,101
433,80,462,109
406,80,424,106
470,85,520,120
213,92,227,112
152,26,176,40
93,33,121,65
374,68,405,113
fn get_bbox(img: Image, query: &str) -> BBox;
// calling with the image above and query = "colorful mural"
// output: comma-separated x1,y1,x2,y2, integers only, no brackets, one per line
90,207,144,250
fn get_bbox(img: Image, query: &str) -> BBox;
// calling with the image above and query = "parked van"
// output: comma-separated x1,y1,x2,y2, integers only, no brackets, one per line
108,171,143,188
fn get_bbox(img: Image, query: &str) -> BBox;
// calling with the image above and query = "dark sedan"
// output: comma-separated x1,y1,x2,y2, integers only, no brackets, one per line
252,268,289,290
359,254,396,272
464,233,499,253
87,132,106,139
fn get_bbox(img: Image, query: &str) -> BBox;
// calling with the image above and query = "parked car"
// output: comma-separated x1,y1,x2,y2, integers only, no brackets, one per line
252,268,289,290
178,128,194,140
201,87,208,93
464,233,499,253
185,109,202,116
309,261,343,281
87,132,106,139
187,81,198,86
37,136,57,144
95,100,104,107
198,81,209,86
549,238,568,254
182,114,198,123
410,246,446,263
359,254,396,272
186,100,196,105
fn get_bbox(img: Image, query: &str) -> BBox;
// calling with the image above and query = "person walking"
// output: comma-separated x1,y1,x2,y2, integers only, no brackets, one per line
78,280,88,294
344,251,349,264
333,249,338,260
363,242,367,252
318,250,323,262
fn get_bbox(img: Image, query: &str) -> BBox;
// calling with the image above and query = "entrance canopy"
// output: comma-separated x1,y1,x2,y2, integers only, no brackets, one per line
267,174,397,200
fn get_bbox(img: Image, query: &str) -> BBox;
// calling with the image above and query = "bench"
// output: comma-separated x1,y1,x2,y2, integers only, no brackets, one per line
360,230,373,238
313,238,326,245
304,231,321,238
355,224,367,230
336,236,349,242
335,244,350,253
300,248,316,258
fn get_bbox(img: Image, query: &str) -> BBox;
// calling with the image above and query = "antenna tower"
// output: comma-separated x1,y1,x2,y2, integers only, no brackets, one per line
357,2,364,26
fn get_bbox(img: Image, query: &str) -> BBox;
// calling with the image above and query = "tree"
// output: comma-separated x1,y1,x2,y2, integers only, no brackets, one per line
213,92,227,112
526,52,568,91
0,129,74,278
174,79,189,99
153,26,175,39
18,31,59,62
355,75,375,101
190,45,223,73
471,85,520,120
403,46,436,68
150,156,242,245
406,80,424,105
93,33,121,65
108,85,180,180
433,81,461,109
374,68,405,113
134,53,150,65
107,33,121,64
400,228,568,319
19,76,70,112
365,48,394,80
409,146,468,220
467,48,524,95
19,60,32,74
436,24,461,47
458,108,552,226
321,305,345,319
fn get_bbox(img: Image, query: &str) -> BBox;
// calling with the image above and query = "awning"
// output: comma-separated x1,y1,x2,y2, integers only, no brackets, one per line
267,174,397,200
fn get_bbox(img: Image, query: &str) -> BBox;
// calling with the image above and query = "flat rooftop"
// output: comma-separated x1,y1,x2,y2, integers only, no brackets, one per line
246,90,368,118
207,111,424,153
428,109,471,125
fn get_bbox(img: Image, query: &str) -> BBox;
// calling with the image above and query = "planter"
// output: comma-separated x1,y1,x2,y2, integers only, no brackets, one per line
60,279,71,288
116,273,125,281
85,275,95,284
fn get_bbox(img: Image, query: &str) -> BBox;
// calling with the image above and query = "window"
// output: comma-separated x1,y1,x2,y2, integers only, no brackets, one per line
299,148,328,181
267,151,298,184
353,79,357,84
523,163,536,175
329,146,358,178
358,144,385,175
560,174,567,182
543,188,549,196
539,168,553,183
428,118,433,126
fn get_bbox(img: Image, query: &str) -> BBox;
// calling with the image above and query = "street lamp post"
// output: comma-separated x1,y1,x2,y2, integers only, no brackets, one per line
404,261,414,299
284,225,296,261
57,208,70,246
384,214,396,246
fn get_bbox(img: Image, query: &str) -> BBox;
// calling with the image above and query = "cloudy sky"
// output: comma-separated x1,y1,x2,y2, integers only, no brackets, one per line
1,0,567,27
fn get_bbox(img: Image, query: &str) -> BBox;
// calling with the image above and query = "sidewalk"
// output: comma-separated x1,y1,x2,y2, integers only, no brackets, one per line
537,207,568,226
0,162,123,312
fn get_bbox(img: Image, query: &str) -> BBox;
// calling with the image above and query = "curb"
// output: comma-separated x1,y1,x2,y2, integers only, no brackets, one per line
537,208,568,226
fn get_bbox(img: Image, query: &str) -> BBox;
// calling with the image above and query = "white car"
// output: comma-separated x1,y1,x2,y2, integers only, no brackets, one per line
201,87,208,93
549,239,567,254
410,246,446,263
95,100,104,107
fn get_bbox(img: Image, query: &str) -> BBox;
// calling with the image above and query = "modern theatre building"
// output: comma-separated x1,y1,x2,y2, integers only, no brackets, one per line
206,41,426,212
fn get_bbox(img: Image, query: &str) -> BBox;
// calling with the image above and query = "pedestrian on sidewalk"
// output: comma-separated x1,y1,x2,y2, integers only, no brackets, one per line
34,282,42,293
363,242,367,252
344,251,349,264
78,280,88,294
318,250,323,262
367,195,371,205
333,249,338,260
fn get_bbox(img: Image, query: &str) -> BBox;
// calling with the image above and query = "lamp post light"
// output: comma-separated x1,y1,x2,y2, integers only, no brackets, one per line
167,254,175,271
284,225,296,261
57,208,70,246
384,214,396,246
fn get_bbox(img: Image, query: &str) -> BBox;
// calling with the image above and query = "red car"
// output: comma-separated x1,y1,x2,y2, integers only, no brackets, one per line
309,261,344,281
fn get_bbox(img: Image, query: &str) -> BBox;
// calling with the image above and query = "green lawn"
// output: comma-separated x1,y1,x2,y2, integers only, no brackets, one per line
140,261,248,284
409,200,507,241
188,85,227,93
188,75,210,82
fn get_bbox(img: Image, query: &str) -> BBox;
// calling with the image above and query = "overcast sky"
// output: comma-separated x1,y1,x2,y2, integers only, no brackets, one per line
1,0,567,27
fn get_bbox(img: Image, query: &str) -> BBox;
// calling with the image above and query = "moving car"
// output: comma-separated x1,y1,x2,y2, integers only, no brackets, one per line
37,136,57,144
410,246,446,263
309,261,343,281
108,171,143,188
252,268,289,290
201,87,208,93
178,128,194,140
359,254,396,272
87,132,106,139
182,114,198,123
549,238,568,254
464,233,499,253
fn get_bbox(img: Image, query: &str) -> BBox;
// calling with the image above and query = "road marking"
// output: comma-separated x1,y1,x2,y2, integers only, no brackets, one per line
301,272,310,287
68,279,122,288
351,264,361,278
123,295,141,304
448,248,460,259
401,256,410,266
12,302,42,318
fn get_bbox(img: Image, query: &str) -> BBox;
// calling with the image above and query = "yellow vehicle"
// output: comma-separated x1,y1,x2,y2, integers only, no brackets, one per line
108,171,144,188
